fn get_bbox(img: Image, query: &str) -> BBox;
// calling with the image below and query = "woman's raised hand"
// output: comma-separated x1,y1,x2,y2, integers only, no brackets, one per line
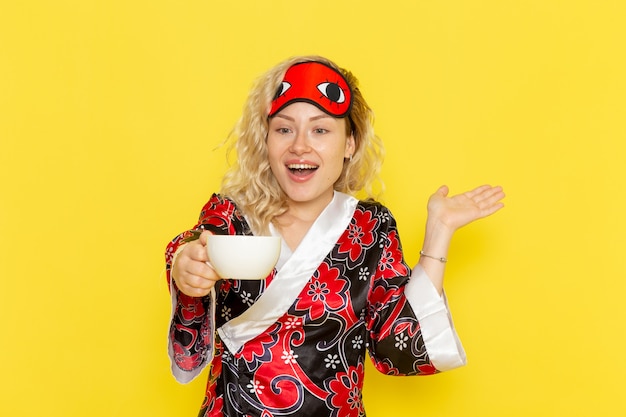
426,185,505,234
418,185,505,294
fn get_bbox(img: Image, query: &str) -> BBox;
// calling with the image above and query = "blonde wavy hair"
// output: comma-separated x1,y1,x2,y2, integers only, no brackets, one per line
220,55,385,235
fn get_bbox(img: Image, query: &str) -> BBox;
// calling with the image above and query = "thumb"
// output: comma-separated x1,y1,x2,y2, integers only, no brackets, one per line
198,230,213,245
436,185,449,197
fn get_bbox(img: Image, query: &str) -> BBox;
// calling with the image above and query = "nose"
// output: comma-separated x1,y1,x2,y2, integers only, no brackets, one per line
289,130,311,155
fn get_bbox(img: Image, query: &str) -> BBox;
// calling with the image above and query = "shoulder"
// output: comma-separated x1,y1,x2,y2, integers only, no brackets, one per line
199,193,235,215
353,199,398,230
356,198,393,216
198,194,250,234
357,198,385,210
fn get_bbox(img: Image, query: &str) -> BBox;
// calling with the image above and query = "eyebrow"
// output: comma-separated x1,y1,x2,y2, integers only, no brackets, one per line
273,113,332,122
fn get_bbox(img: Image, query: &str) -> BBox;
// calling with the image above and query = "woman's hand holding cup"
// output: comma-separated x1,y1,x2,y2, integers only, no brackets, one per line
172,231,221,297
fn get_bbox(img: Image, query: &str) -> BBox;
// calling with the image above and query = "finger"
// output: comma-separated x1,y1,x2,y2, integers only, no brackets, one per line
469,186,504,205
187,240,210,262
477,190,505,215
436,185,449,197
185,258,218,280
198,230,213,245
178,282,213,298
184,273,218,290
477,186,505,206
464,184,493,199
480,201,505,217
176,263,220,290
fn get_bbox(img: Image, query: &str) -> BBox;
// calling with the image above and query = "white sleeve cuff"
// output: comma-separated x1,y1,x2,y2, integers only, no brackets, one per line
405,265,467,371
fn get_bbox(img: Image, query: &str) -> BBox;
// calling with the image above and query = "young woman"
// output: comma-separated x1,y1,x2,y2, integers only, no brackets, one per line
165,56,505,417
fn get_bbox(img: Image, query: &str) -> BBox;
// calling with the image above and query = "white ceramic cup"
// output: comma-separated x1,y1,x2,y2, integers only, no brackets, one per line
206,235,281,280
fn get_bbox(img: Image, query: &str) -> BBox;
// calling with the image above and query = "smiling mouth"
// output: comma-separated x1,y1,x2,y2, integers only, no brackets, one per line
287,163,318,175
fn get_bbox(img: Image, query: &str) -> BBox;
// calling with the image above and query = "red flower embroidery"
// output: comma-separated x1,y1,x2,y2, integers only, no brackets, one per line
326,363,365,417
368,283,398,314
295,263,347,321
238,322,280,364
337,209,377,263
165,244,176,265
370,358,401,376
172,340,203,371
178,295,206,322
366,281,405,340
206,395,224,417
416,362,438,375
377,229,409,278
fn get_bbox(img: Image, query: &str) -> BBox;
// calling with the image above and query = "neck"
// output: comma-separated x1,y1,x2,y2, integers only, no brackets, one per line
285,191,334,223
273,192,335,251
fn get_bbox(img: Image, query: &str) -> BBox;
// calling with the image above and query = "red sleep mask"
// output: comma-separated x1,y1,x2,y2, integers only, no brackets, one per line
269,61,352,118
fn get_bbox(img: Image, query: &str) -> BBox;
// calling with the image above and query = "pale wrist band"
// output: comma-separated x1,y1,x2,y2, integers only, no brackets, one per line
419,250,448,263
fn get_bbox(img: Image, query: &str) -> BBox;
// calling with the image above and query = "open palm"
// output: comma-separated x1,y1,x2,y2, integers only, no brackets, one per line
427,185,505,232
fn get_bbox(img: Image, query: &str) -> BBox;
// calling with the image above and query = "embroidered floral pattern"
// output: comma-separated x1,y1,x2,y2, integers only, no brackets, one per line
326,363,366,417
281,349,299,364
352,335,363,350
395,332,409,351
325,354,340,369
247,380,265,394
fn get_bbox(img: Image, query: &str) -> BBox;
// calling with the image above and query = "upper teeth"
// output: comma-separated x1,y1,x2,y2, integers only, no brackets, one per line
288,164,317,170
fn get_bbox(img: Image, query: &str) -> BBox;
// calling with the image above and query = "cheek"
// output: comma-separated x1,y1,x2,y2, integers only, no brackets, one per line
330,141,350,162
266,140,283,170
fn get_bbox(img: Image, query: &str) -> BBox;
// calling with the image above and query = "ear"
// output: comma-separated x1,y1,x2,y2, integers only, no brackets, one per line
345,133,356,159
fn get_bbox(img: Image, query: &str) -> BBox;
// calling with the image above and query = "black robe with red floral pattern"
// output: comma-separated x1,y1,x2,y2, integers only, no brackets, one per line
165,193,465,417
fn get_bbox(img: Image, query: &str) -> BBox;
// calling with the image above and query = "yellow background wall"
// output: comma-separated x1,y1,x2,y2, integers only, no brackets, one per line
1,1,624,415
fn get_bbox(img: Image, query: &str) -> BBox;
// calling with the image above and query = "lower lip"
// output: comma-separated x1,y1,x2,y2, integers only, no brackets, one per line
287,168,317,182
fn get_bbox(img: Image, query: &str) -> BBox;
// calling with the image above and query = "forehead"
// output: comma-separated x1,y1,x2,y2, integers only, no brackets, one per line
270,102,345,124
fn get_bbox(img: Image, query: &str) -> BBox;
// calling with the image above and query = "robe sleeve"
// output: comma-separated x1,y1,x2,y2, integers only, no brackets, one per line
365,207,466,375
165,234,215,383
404,266,467,371
164,194,236,383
